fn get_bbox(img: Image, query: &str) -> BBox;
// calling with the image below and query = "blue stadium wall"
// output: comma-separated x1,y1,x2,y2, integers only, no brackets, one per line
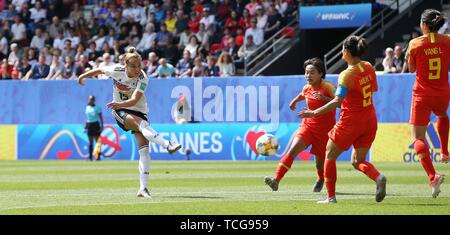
0,74,448,162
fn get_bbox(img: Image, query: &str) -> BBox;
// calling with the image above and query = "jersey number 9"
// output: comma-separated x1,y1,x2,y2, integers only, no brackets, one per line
428,58,441,80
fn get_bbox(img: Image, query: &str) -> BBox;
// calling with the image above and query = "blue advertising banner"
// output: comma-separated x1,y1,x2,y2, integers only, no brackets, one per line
299,4,372,29
0,74,448,125
17,123,354,161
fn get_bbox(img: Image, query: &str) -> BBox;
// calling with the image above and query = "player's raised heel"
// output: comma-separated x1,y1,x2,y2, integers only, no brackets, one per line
167,140,182,154
375,174,387,202
317,197,337,204
313,181,324,192
137,188,152,198
264,176,279,191
431,174,445,198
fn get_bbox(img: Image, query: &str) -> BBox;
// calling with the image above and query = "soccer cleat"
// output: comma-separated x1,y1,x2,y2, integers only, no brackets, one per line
312,181,324,192
264,176,279,191
440,154,449,164
431,174,445,198
317,197,337,204
137,188,152,198
167,140,182,154
375,174,387,202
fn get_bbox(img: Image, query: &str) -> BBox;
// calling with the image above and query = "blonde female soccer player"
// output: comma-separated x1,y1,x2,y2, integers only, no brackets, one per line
77,47,182,198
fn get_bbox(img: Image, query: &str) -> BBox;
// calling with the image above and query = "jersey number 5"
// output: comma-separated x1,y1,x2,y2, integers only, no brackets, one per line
428,58,441,80
362,84,372,107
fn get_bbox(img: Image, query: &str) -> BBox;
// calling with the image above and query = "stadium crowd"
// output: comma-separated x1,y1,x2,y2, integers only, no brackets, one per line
0,0,380,80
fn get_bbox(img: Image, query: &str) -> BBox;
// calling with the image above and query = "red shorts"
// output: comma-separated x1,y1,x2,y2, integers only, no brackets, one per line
410,95,449,126
328,111,377,151
295,125,329,160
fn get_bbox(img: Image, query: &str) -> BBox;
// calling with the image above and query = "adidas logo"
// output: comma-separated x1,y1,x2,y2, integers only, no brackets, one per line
403,124,443,162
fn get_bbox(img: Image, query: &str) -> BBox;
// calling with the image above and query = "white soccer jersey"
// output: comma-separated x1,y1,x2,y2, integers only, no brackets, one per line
102,64,149,114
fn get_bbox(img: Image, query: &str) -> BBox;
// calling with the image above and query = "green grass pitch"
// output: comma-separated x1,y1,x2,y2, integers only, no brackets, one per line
0,160,449,215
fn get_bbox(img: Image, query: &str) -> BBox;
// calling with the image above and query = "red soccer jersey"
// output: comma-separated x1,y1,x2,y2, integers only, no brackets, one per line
407,33,450,96
301,80,336,133
338,61,378,114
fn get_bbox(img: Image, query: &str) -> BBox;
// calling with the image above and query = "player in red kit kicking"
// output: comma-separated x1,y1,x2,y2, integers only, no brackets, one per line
405,9,449,198
265,58,336,193
299,36,387,203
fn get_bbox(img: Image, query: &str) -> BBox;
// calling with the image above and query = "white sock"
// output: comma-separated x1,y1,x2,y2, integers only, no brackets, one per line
138,145,150,190
138,120,170,148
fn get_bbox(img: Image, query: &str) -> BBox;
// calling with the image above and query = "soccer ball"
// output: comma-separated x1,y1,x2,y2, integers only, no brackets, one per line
256,134,280,156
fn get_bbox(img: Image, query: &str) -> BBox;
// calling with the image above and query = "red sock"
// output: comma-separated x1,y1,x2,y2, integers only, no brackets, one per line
437,117,449,156
414,139,436,182
356,161,381,182
317,169,324,182
324,159,336,198
274,154,295,182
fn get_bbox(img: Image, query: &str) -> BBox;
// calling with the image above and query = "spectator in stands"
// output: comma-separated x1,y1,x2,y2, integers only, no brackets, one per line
221,27,233,49
175,49,193,78
178,27,192,50
99,53,115,68
188,11,201,34
25,47,38,66
393,45,407,73
164,10,177,34
245,18,264,46
246,0,260,16
10,60,20,79
30,27,45,51
206,55,219,77
156,58,175,78
61,39,76,61
237,34,257,68
185,35,200,59
53,30,65,51
62,55,76,80
156,23,172,47
275,0,289,17
69,2,83,27
11,0,27,12
74,54,92,77
217,0,232,23
17,2,30,26
175,10,188,36
225,10,244,34
217,51,235,77
196,23,210,49
382,47,396,73
17,56,30,78
146,51,159,78
48,16,63,40
45,54,64,80
29,1,47,25
197,46,209,62
74,44,88,63
23,54,49,80
41,46,53,65
0,31,8,60
223,37,240,61
235,27,245,46
191,56,206,77
192,0,204,16
87,41,100,62
3,4,17,22
0,59,12,80
233,0,247,17
265,5,282,39
241,9,252,30
200,7,216,35
255,6,268,30
10,15,26,46
162,37,180,65
137,23,156,55
91,26,109,52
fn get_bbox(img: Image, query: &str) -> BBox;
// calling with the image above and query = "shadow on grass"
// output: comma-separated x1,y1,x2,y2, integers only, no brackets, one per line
166,195,225,199
335,192,400,197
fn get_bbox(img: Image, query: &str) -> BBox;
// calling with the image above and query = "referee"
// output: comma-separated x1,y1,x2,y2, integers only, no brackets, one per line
84,96,104,161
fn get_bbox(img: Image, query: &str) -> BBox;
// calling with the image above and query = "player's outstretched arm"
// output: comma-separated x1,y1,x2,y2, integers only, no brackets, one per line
297,96,343,118
77,68,105,86
289,93,305,110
